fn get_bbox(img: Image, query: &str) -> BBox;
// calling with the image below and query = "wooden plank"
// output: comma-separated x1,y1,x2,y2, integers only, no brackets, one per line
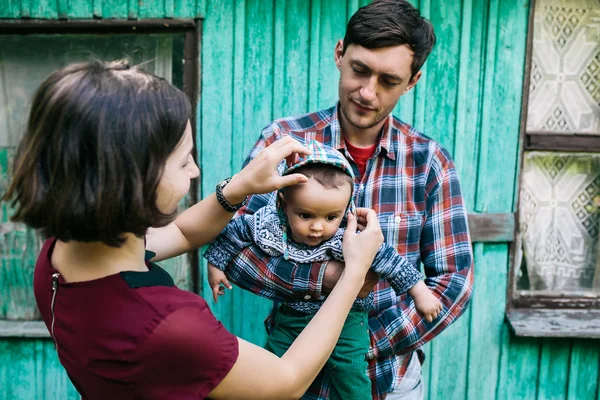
394,0,418,128
513,295,600,309
229,0,275,345
0,19,195,33
127,0,138,19
200,0,235,329
477,0,528,213
28,0,59,18
495,324,512,400
474,0,530,399
424,2,470,399
450,0,487,209
467,212,515,242
420,0,461,152
272,0,286,118
467,243,509,400
507,310,600,339
20,0,31,17
0,321,49,338
0,148,42,320
0,339,79,399
0,0,21,18
567,340,600,400
525,133,600,152
502,336,541,399
92,0,102,18
279,0,310,117
346,0,359,22
101,0,128,18
410,0,428,132
307,0,321,112
428,305,471,400
0,225,41,320
315,0,346,110
57,0,68,18
537,338,571,400
164,0,174,18
67,0,93,18
173,0,195,18
230,0,245,168
139,0,165,19
196,0,205,18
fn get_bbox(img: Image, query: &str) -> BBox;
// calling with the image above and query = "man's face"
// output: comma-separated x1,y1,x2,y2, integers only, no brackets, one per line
335,42,421,131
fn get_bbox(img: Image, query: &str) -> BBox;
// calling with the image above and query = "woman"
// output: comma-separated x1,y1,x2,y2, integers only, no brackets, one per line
3,60,384,399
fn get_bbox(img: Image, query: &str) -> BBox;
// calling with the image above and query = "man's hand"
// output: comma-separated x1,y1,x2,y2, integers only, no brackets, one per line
322,261,380,298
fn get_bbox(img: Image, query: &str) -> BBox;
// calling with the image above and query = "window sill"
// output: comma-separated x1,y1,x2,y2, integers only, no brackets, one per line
0,320,50,338
506,309,600,339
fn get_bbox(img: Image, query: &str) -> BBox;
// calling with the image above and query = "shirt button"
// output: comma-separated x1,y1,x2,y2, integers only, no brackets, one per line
394,216,401,224
304,295,312,300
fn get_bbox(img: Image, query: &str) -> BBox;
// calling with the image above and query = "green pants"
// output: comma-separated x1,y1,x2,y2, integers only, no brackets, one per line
265,304,371,400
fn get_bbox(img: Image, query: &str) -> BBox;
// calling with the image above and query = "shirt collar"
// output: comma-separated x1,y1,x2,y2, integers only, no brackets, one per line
331,102,396,161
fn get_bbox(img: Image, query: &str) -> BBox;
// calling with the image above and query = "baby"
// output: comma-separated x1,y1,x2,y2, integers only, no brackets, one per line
204,140,441,399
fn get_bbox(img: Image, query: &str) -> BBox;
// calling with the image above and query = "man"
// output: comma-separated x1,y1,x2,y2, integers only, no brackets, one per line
218,1,474,398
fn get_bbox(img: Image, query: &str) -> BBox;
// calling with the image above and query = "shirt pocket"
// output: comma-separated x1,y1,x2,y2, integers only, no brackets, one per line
381,212,423,264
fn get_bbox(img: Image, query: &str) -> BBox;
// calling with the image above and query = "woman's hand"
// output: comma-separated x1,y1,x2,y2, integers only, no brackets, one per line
222,137,310,204
342,208,384,279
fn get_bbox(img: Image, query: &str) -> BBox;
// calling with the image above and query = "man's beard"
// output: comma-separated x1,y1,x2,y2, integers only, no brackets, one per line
340,98,389,130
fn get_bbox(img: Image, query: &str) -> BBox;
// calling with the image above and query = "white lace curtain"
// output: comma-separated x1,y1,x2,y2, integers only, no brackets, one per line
519,152,600,292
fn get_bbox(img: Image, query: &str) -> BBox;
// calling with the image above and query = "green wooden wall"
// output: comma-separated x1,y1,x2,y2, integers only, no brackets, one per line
1,0,599,399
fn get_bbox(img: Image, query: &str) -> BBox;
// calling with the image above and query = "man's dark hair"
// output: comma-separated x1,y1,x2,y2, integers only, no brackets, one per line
283,163,354,195
2,60,191,247
343,0,436,79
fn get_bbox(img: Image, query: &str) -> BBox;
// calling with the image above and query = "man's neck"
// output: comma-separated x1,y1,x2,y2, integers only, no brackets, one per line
338,109,385,148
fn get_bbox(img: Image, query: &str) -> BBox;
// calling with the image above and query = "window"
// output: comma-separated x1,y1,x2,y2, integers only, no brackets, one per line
507,0,600,338
0,20,199,335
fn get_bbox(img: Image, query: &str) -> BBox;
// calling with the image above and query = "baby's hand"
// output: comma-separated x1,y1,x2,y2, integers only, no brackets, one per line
409,281,442,323
208,263,232,303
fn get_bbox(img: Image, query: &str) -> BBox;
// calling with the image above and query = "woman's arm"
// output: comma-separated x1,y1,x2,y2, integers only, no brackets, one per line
146,137,309,261
208,209,384,400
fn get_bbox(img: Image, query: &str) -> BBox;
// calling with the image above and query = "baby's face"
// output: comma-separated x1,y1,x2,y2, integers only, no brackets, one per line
282,177,352,246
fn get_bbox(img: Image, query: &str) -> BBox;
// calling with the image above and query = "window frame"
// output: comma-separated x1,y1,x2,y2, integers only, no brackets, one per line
506,0,600,338
0,18,202,337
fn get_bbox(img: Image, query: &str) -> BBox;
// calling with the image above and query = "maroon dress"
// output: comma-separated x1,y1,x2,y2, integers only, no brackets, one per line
34,238,239,399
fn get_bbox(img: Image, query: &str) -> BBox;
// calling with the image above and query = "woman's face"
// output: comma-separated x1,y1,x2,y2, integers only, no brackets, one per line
156,121,199,214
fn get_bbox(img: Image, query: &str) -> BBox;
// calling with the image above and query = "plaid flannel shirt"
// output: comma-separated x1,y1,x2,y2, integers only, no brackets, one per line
222,104,474,399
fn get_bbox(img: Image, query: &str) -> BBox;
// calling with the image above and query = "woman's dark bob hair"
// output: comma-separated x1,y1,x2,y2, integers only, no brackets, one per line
2,60,191,247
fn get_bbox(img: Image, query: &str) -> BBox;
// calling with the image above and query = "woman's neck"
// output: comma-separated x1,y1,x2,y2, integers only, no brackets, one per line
51,233,148,283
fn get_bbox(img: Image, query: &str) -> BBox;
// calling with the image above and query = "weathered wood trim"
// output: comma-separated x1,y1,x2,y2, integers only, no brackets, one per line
513,293,600,309
467,212,515,243
506,309,600,339
507,0,537,320
184,20,201,294
0,320,50,338
0,18,196,34
524,133,600,152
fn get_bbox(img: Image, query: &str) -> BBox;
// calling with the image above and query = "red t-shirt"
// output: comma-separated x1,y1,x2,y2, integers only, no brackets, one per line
34,238,238,400
344,138,378,177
